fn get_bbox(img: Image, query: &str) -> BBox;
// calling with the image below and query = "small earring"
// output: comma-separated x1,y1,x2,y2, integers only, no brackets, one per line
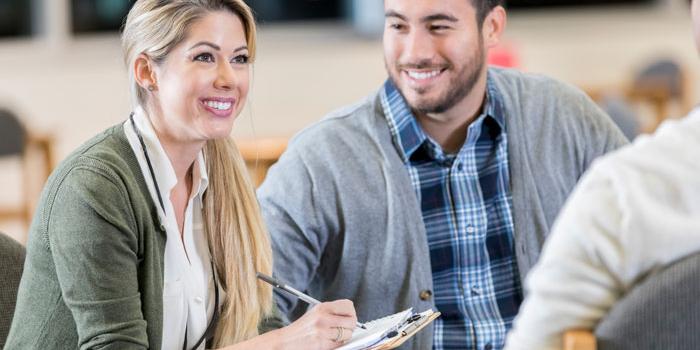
147,85,155,92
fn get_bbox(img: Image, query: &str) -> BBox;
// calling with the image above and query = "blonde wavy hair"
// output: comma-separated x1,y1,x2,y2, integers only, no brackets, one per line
121,0,273,346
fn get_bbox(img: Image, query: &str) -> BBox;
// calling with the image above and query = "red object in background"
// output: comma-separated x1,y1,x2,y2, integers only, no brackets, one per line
488,41,520,68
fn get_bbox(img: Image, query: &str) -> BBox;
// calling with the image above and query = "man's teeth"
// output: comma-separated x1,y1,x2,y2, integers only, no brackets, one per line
205,101,232,110
407,70,441,80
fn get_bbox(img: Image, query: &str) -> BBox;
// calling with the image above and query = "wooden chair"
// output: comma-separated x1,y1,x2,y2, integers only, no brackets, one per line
0,109,55,231
628,59,691,132
583,59,691,135
564,330,596,350
236,138,287,187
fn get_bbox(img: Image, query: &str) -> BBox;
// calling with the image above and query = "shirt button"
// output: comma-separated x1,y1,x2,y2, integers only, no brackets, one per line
471,286,481,296
485,343,493,350
194,296,203,303
456,163,463,171
466,226,476,234
419,289,432,301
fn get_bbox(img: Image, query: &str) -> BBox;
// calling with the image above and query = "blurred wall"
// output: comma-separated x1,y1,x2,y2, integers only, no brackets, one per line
0,0,698,242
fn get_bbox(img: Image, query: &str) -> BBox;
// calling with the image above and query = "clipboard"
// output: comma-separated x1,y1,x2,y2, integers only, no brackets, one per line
338,309,440,350
368,310,441,350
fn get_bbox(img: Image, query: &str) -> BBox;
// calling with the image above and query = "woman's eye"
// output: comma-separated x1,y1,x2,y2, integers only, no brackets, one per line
231,55,249,65
194,53,214,62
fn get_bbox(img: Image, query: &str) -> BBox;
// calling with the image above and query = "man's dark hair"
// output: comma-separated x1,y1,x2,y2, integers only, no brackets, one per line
473,0,504,26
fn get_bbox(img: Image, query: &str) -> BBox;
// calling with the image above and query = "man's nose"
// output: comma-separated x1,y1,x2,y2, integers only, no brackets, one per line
403,29,436,65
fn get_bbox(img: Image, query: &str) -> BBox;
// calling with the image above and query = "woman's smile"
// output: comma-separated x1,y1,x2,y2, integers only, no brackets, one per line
200,97,236,118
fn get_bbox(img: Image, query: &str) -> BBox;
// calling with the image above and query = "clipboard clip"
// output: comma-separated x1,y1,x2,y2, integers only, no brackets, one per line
383,313,424,339
399,311,432,336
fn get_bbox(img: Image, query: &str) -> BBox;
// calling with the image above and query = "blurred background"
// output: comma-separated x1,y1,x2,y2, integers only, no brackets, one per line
0,0,697,244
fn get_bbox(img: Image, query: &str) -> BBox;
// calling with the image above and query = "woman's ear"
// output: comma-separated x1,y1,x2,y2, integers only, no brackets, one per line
134,53,158,92
482,5,507,50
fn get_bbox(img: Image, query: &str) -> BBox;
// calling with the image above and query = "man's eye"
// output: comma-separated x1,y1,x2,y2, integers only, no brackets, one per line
430,25,450,31
232,55,249,64
194,53,214,62
389,23,405,30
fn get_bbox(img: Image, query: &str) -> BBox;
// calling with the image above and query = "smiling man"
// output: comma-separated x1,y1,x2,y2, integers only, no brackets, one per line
258,1,627,349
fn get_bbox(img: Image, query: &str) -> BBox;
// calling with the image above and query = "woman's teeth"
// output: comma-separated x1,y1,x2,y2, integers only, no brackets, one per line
205,101,232,110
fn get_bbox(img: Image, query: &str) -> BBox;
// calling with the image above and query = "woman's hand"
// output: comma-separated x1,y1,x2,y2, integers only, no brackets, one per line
275,299,358,350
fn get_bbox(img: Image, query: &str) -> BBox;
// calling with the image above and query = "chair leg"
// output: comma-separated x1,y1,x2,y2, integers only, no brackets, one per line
563,330,596,350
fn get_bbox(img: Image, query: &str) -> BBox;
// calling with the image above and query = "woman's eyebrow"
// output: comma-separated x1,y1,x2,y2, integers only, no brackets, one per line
188,42,248,54
188,41,220,51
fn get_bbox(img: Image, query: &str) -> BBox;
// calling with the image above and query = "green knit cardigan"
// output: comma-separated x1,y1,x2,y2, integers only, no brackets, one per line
6,124,282,349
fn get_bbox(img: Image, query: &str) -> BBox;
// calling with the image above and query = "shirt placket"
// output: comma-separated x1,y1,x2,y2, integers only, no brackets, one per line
461,123,498,350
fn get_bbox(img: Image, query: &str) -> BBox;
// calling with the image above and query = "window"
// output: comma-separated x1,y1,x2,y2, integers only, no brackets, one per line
70,0,345,34
507,0,654,8
71,0,135,34
0,0,32,38
249,0,342,23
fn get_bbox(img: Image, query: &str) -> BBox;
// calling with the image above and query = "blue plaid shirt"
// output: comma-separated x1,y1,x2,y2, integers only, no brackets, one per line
380,77,522,350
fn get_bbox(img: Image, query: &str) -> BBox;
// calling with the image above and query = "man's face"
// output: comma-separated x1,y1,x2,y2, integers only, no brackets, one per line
383,0,487,114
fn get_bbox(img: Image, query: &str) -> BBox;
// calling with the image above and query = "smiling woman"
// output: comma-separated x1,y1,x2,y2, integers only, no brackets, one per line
5,1,357,350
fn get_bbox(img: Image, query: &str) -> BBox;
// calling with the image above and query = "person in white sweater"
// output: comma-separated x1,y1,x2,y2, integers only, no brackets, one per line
504,2,700,348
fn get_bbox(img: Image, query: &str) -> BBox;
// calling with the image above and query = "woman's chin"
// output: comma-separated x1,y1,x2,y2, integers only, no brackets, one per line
200,119,236,140
204,127,235,141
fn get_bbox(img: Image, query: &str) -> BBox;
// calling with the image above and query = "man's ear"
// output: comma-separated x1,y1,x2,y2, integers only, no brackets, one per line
134,53,158,91
482,6,507,50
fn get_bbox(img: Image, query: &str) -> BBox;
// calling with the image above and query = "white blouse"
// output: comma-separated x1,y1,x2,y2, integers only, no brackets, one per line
124,107,216,350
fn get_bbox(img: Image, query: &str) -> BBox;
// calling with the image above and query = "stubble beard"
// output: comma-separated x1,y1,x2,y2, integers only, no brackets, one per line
387,40,486,115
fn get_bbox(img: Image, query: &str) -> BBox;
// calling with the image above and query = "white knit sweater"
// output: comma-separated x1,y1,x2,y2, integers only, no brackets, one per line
504,109,700,350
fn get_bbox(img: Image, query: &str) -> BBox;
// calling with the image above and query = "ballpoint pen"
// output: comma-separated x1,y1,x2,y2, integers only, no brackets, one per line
256,272,367,329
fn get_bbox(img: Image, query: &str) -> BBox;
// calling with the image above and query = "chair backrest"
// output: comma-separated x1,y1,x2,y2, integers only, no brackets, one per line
236,138,287,187
595,252,700,350
0,109,26,157
633,59,684,99
0,232,25,348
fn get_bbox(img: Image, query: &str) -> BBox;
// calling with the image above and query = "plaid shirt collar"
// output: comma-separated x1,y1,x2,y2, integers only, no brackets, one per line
381,72,506,163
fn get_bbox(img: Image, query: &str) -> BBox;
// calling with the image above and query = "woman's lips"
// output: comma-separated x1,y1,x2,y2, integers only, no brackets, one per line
200,97,235,117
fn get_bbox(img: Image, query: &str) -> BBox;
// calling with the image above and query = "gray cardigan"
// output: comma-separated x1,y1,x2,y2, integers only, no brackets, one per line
257,68,628,349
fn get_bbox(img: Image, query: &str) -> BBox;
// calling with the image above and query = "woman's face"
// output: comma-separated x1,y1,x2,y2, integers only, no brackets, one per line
149,10,250,143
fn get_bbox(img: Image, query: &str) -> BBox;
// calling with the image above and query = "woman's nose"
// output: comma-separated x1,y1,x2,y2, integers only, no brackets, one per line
214,62,236,90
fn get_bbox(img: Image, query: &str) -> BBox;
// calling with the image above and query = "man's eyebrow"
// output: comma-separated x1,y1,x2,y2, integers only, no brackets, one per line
385,10,407,20
384,11,458,23
422,13,458,23
188,41,220,51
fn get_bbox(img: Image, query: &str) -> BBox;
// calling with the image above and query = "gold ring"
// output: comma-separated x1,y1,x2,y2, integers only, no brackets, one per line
333,326,344,343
